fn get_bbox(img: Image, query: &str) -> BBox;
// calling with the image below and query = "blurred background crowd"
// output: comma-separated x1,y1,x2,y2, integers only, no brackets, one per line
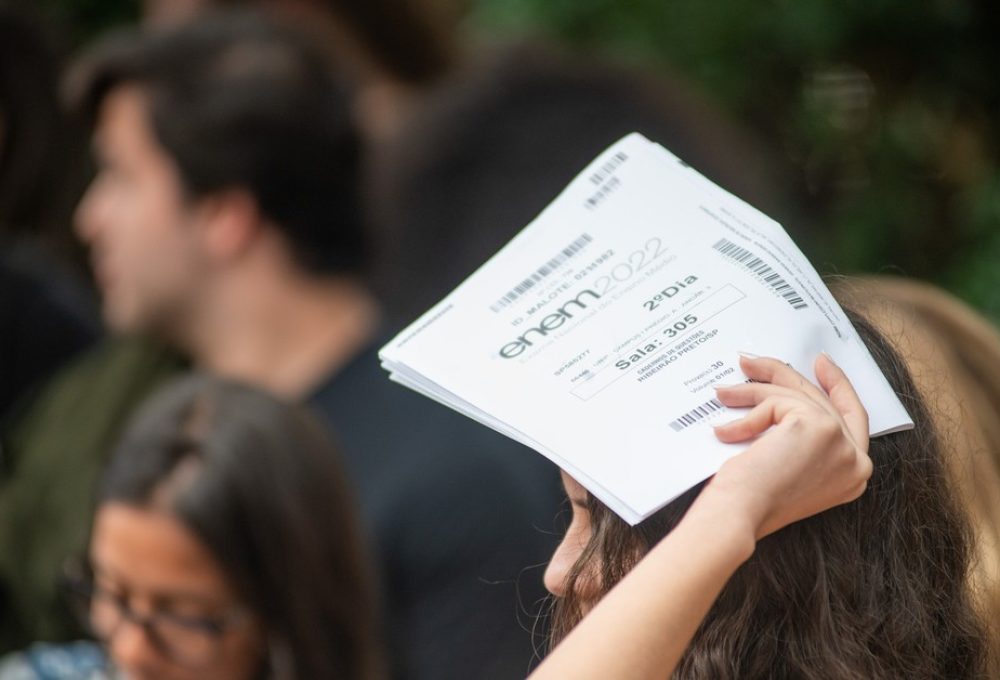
1,0,998,679
17,0,1000,321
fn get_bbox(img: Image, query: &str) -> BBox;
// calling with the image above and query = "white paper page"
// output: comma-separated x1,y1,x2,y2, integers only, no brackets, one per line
644,138,910,435
381,133,913,524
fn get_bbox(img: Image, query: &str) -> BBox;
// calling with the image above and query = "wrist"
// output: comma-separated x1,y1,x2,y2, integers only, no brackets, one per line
675,481,758,566
704,461,774,538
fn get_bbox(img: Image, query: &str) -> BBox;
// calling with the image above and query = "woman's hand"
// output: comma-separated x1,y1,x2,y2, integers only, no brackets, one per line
708,353,872,540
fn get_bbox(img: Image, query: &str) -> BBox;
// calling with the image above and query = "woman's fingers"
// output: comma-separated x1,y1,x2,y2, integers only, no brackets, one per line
713,381,813,443
814,352,870,449
713,399,785,443
714,382,810,409
714,392,828,444
737,355,838,417
713,353,870,450
706,353,873,540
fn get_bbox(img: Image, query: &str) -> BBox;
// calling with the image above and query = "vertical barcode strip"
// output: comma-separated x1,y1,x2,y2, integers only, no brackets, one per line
712,238,808,310
490,234,593,312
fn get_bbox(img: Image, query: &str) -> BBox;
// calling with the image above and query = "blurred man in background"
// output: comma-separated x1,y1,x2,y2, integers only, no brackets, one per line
0,13,560,678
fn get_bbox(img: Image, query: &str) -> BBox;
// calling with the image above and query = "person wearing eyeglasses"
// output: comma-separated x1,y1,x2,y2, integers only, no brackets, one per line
0,345,881,680
0,352,900,680
2,373,382,680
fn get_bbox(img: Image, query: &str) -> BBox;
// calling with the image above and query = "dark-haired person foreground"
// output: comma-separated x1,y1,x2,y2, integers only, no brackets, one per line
2,374,381,679
533,312,993,679
2,314,990,679
0,347,886,679
0,13,561,676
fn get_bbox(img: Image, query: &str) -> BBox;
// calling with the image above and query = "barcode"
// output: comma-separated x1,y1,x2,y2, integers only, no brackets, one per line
669,378,758,432
490,234,593,312
712,238,807,310
669,397,727,432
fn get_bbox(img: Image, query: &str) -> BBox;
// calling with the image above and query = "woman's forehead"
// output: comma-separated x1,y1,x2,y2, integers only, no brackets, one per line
90,501,234,606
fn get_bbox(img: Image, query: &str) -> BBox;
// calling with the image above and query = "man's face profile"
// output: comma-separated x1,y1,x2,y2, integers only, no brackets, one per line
75,85,209,337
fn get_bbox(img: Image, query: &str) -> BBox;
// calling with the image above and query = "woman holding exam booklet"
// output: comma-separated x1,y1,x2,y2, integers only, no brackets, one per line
529,310,992,679
374,117,991,674
1,308,989,679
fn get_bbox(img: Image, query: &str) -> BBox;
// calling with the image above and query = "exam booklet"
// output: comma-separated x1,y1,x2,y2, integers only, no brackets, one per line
380,133,913,525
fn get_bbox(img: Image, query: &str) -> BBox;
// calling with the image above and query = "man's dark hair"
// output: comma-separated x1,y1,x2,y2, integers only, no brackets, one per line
68,11,367,274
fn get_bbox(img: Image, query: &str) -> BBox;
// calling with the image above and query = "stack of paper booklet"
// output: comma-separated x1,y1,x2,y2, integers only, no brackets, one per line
380,133,913,525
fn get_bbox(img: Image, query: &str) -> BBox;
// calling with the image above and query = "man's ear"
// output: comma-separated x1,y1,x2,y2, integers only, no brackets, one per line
196,188,262,262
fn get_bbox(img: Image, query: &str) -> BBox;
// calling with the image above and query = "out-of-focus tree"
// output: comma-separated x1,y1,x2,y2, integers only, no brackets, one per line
29,0,137,45
470,0,1000,320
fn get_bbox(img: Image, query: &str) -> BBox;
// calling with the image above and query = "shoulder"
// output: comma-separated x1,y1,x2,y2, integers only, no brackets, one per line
0,642,113,680
314,356,553,494
2,336,185,493
10,336,184,433
309,343,562,550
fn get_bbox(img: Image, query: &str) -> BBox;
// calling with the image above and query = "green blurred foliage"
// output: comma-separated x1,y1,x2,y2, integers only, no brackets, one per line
31,0,138,46
469,0,1000,320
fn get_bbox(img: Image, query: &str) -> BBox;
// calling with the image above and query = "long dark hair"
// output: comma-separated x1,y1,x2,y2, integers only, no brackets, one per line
550,308,992,678
98,374,382,680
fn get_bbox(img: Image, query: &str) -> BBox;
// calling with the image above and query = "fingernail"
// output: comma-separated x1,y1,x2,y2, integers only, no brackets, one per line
738,351,761,359
713,383,741,390
820,350,838,366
